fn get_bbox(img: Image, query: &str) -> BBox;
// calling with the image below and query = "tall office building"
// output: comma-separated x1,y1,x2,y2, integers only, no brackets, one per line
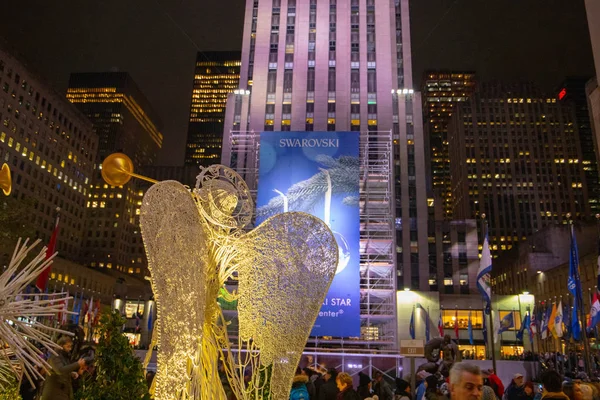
0,42,98,261
449,82,590,254
67,72,163,276
585,0,600,181
185,52,241,166
221,0,432,355
557,78,600,214
422,71,476,219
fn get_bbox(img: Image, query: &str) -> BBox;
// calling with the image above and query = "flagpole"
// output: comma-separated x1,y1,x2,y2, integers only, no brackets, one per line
569,217,592,376
481,215,497,371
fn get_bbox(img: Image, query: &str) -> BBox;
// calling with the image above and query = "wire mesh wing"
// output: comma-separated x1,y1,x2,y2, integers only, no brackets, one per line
236,211,338,400
140,181,210,399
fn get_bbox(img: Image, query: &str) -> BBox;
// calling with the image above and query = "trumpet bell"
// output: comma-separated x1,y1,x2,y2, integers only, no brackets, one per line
0,163,11,196
101,153,134,187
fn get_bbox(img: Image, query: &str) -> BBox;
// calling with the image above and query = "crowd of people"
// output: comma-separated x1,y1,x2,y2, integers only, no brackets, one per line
287,361,600,400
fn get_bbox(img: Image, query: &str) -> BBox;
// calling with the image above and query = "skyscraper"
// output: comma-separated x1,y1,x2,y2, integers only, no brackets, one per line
556,78,599,214
584,0,600,181
0,42,98,261
422,71,476,219
221,0,431,353
185,52,241,166
449,82,590,254
67,72,163,276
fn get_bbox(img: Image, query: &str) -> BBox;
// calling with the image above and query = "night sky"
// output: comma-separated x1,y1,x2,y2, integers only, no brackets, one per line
0,0,594,166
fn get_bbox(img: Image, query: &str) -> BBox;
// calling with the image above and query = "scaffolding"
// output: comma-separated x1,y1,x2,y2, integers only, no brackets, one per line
228,129,398,353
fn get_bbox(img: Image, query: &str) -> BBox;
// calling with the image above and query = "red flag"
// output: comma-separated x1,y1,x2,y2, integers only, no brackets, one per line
36,215,60,292
454,309,459,339
438,312,444,336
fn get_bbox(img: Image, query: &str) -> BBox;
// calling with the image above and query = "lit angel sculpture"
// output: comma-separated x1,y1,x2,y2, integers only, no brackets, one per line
107,155,339,399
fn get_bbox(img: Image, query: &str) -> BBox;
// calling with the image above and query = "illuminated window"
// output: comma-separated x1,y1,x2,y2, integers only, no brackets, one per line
442,310,484,330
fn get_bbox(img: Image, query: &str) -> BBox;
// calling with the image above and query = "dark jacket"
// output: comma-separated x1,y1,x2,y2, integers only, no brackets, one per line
374,379,394,400
41,350,81,400
506,382,526,400
319,379,340,400
337,387,361,400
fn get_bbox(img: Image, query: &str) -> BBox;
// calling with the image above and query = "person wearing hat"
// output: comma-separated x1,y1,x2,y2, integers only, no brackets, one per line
505,374,526,400
357,372,372,400
482,369,504,400
395,379,412,400
318,368,339,400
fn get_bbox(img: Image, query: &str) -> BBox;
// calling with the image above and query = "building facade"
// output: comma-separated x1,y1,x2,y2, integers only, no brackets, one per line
67,72,163,276
556,78,600,214
0,42,98,261
219,0,435,352
185,51,241,167
449,82,591,254
422,71,476,219
585,0,600,193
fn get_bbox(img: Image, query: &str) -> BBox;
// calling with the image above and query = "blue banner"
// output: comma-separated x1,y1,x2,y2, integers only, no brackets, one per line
257,131,361,337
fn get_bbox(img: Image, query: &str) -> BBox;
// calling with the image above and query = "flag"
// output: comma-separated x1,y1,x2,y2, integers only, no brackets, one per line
477,233,493,308
563,301,571,340
555,301,564,337
425,307,430,341
93,298,101,326
529,306,538,340
493,310,501,344
588,292,600,332
517,312,531,342
85,296,93,325
135,308,141,332
548,302,557,338
468,311,474,345
73,292,82,325
482,312,488,345
541,303,551,339
147,301,154,331
454,309,459,339
588,239,600,332
568,225,582,341
409,306,416,339
438,312,444,337
35,215,60,292
498,312,514,334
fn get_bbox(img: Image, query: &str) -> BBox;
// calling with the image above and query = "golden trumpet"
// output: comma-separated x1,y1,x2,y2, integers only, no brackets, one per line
0,163,11,196
101,153,158,187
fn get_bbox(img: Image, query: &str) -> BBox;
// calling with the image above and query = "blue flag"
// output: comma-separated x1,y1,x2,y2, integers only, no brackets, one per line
517,312,530,342
499,312,514,334
568,225,582,341
468,311,474,345
147,301,154,332
409,306,415,339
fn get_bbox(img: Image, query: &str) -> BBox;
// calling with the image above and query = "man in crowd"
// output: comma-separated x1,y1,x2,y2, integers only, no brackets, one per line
373,371,394,400
41,336,86,400
449,362,483,400
540,370,569,400
505,374,526,400
318,368,339,400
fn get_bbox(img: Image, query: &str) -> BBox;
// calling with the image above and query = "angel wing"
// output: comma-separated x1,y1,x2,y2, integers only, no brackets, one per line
140,181,211,399
235,211,338,400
